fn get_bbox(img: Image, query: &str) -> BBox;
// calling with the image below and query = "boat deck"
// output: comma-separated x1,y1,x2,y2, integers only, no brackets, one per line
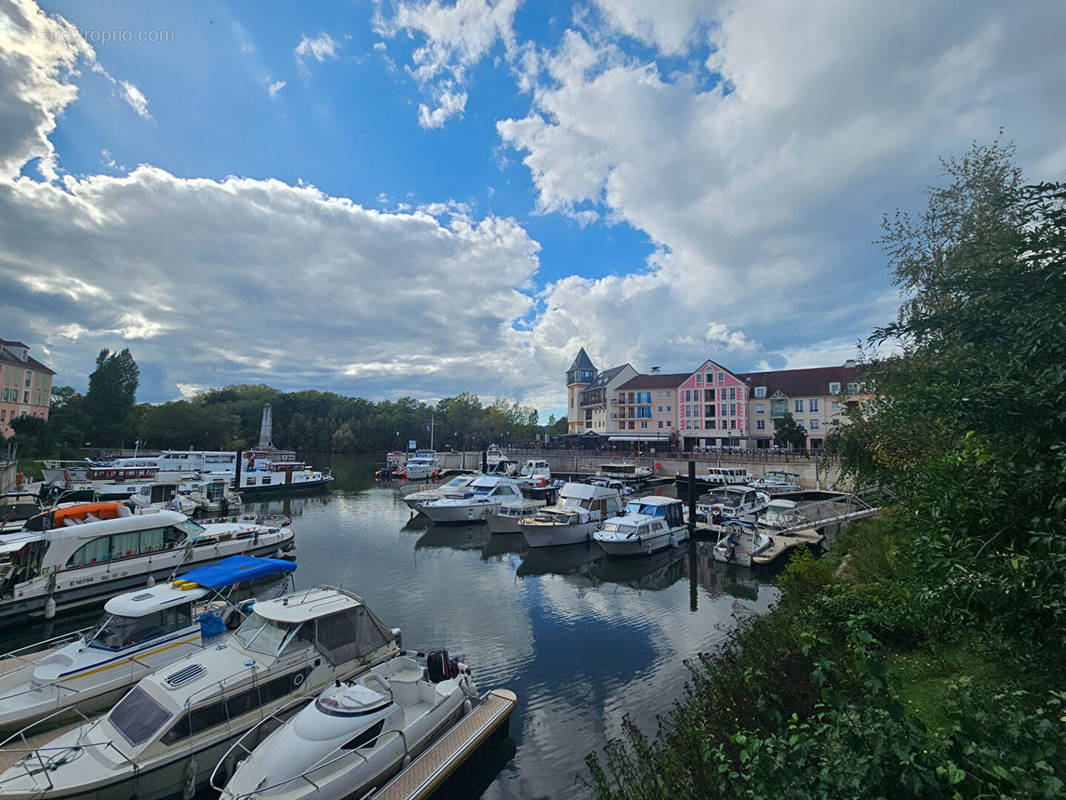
371,688,517,800
0,719,84,774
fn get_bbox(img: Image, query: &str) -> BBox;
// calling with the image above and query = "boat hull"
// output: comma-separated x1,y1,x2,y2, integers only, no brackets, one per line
518,521,599,548
485,513,524,534
420,502,498,524
595,528,689,558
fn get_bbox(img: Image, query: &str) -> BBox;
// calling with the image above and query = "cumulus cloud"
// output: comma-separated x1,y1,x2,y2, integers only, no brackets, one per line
267,79,286,99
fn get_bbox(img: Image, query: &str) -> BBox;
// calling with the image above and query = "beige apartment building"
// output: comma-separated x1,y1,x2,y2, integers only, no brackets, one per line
1,339,55,437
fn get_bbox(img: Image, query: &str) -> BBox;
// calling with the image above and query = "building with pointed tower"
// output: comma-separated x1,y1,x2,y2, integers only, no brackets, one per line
565,348,637,435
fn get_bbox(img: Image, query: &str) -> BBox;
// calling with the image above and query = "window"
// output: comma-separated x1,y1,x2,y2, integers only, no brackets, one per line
794,399,804,412
810,419,819,430
685,390,691,402
730,403,737,416
685,405,691,417
22,392,28,403
342,719,385,750
695,374,702,384
110,687,172,747
809,398,819,411
705,405,715,418
729,387,736,400
754,386,766,398
641,421,648,429
658,421,663,428
706,419,716,429
831,401,840,410
89,606,192,651
717,372,724,383
847,382,860,394
757,420,766,430
657,406,662,413
730,419,737,429
665,391,672,398
0,411,5,422
666,405,671,412
666,421,671,427
704,389,714,401
628,421,634,430
829,382,841,394
755,404,765,413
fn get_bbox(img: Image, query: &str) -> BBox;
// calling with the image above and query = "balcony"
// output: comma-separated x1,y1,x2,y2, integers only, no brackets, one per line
769,408,787,419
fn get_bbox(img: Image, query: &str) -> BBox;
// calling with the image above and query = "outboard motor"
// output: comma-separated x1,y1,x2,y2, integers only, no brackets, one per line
427,649,461,683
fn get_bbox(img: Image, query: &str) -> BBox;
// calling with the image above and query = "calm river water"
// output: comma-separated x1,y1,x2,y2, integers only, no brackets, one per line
7,454,781,799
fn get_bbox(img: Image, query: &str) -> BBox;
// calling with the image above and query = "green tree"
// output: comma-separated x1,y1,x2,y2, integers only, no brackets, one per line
773,412,807,450
85,348,139,446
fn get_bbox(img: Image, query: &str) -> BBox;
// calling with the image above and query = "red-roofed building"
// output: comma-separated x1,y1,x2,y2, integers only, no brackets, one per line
1,339,55,436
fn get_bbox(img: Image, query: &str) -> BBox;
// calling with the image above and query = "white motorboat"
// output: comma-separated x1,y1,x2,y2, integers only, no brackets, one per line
697,485,771,523
517,482,624,548
593,497,689,557
758,498,809,531
486,458,520,476
674,466,754,496
127,481,199,515
403,450,440,480
712,519,773,566
598,461,653,482
485,446,505,468
419,476,524,524
400,474,478,510
0,502,295,625
0,586,401,800
485,498,545,534
0,555,295,734
0,494,41,535
749,470,803,493
213,649,479,800
183,477,241,515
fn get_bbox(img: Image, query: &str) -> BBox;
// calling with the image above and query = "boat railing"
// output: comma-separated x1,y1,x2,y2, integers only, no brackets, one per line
0,627,92,667
197,513,292,528
0,704,140,789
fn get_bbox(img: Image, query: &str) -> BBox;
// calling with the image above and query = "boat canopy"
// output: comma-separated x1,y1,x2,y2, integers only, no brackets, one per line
176,555,296,589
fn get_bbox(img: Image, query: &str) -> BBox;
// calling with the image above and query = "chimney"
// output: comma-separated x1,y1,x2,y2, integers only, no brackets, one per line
843,359,856,369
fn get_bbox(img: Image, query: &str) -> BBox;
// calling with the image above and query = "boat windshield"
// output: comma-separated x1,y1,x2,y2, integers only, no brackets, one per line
624,502,664,517
472,485,493,495
234,615,297,655
443,477,468,488
178,519,205,537
88,606,193,651
601,521,636,536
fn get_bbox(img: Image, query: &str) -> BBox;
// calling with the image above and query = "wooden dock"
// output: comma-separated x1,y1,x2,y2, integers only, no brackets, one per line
370,688,517,800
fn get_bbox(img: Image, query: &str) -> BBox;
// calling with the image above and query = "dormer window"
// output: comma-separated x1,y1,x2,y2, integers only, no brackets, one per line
829,382,841,394
847,382,859,394
754,386,766,398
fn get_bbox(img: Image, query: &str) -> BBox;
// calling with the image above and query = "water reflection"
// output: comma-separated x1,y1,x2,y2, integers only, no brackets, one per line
0,455,780,800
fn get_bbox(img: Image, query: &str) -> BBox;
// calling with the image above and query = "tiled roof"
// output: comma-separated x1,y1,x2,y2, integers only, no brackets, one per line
738,364,861,398
616,373,689,390
567,347,595,373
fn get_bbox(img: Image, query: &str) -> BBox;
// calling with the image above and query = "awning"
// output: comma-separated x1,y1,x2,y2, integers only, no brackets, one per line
176,555,295,588
607,433,671,442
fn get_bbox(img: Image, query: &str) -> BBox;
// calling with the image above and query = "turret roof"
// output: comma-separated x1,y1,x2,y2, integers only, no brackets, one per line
567,347,596,374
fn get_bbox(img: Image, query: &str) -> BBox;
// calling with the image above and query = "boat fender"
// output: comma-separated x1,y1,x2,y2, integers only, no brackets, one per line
182,758,197,800
44,596,56,620
146,574,155,588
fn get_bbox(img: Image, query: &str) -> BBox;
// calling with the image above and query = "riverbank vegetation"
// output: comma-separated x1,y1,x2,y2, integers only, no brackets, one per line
584,141,1066,798
12,381,565,469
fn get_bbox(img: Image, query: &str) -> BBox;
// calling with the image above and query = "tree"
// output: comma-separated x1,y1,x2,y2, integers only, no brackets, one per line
85,348,139,445
49,386,77,408
773,412,807,450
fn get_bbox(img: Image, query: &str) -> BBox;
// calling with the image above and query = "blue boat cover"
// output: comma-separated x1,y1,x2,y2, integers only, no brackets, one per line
178,555,295,588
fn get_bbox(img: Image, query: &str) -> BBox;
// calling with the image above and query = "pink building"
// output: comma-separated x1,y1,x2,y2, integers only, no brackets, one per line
677,359,749,449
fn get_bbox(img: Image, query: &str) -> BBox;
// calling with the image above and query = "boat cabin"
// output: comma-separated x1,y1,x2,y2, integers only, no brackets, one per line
621,497,686,527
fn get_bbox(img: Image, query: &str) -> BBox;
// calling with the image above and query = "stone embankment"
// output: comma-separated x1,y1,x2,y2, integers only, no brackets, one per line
438,448,846,490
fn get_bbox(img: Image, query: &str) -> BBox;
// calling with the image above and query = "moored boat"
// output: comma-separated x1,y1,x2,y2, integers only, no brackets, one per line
213,649,480,800
696,485,770,523
711,519,773,566
419,476,524,524
593,497,689,557
517,482,624,548
0,555,295,734
0,503,294,625
748,470,803,493
0,586,401,800
400,474,478,510
485,497,545,534
403,450,440,481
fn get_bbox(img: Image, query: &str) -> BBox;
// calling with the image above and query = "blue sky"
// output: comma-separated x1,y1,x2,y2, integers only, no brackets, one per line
2,0,1064,416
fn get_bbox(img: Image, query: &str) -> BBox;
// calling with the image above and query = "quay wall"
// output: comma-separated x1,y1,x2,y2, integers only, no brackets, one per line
0,461,16,493
437,449,847,490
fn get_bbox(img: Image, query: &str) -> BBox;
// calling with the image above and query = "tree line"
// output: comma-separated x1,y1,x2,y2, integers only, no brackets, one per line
10,354,569,457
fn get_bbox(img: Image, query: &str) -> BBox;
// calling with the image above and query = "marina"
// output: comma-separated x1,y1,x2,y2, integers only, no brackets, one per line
0,454,785,799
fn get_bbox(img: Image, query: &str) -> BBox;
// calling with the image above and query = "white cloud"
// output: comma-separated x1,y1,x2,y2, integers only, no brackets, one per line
268,79,286,99
118,80,151,119
417,88,467,129
590,0,714,55
374,0,520,128
294,31,340,71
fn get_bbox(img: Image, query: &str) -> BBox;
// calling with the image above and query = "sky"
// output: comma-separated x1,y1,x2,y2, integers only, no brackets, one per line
1,0,1064,417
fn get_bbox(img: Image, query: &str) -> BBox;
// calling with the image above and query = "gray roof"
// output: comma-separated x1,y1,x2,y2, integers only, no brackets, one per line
585,364,630,390
567,348,596,373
